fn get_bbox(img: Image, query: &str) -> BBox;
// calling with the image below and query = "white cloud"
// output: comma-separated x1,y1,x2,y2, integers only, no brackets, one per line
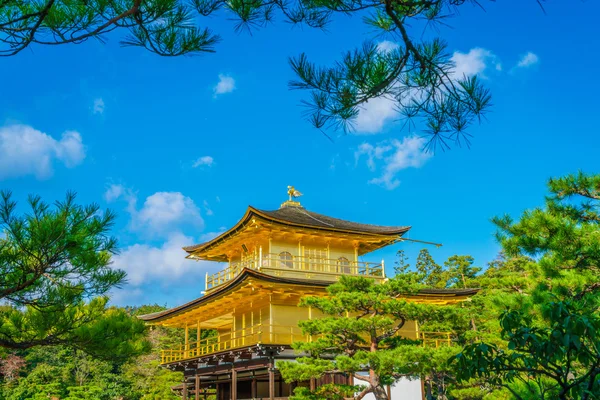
213,74,236,97
135,192,203,233
0,124,85,180
355,142,391,171
193,156,214,168
355,135,432,190
104,183,137,214
517,52,539,68
93,98,105,114
104,184,126,202
109,287,144,306
451,48,500,79
105,185,203,235
377,41,399,53
354,96,398,134
105,187,221,291
111,232,209,286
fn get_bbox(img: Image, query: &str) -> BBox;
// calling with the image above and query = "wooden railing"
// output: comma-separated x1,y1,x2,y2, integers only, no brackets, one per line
160,324,452,364
261,254,383,277
205,258,258,289
205,253,384,291
160,324,308,364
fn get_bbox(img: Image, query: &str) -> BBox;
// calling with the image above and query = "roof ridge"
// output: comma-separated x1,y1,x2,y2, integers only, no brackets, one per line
259,205,411,230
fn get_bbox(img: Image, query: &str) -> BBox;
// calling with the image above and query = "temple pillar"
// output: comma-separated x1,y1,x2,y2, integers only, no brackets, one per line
269,359,275,400
298,238,303,269
231,367,237,400
268,235,272,259
353,242,359,274
326,241,331,272
182,379,188,400
184,324,189,358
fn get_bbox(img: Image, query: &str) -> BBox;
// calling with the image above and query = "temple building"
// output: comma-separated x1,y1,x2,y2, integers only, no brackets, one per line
139,188,477,400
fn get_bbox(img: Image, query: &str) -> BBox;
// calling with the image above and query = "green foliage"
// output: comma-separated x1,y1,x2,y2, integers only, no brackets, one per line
0,191,150,360
279,274,465,400
455,300,600,399
0,190,121,308
122,360,182,400
454,171,600,400
0,305,183,400
282,243,566,400
416,249,443,287
443,255,481,289
394,249,411,274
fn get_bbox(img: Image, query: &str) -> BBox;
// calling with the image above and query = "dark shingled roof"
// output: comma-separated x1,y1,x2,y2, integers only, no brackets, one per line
138,268,479,322
183,204,410,253
257,206,410,235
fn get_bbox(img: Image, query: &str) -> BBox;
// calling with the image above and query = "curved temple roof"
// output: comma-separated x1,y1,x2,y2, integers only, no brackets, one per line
183,204,411,255
138,268,479,323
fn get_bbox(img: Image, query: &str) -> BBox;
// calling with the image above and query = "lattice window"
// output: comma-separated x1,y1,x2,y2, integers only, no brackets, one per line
337,257,351,274
279,251,293,268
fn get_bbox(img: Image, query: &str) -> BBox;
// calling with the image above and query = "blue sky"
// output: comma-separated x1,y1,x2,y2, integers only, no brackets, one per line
1,1,598,307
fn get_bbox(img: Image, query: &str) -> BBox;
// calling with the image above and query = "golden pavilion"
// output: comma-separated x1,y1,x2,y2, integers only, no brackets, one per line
139,188,477,400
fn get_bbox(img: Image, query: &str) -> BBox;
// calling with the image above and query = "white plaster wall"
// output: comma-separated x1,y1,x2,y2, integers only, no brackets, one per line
354,376,422,400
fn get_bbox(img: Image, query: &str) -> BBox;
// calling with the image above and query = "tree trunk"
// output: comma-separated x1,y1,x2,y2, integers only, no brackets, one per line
367,364,388,400
372,384,389,400
436,377,448,400
368,337,388,400
425,377,433,400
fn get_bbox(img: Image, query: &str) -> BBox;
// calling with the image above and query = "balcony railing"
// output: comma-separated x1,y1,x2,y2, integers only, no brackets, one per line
160,324,308,364
205,253,384,291
160,323,452,364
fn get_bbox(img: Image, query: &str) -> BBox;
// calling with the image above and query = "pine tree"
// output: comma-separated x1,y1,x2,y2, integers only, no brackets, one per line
453,172,600,399
0,305,183,400
443,255,481,289
0,191,149,360
394,249,410,275
415,248,443,287
278,274,467,400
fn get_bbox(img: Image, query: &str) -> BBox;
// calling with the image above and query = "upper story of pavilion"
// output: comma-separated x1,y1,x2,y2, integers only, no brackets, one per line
184,187,411,292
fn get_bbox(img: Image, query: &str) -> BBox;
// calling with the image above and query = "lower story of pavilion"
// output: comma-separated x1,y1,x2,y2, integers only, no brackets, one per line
165,344,393,400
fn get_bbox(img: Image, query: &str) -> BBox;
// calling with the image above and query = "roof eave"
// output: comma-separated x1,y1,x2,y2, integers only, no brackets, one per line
138,269,480,323
184,206,411,257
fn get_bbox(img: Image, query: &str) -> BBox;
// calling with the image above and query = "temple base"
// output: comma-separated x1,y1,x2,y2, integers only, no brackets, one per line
167,346,352,400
